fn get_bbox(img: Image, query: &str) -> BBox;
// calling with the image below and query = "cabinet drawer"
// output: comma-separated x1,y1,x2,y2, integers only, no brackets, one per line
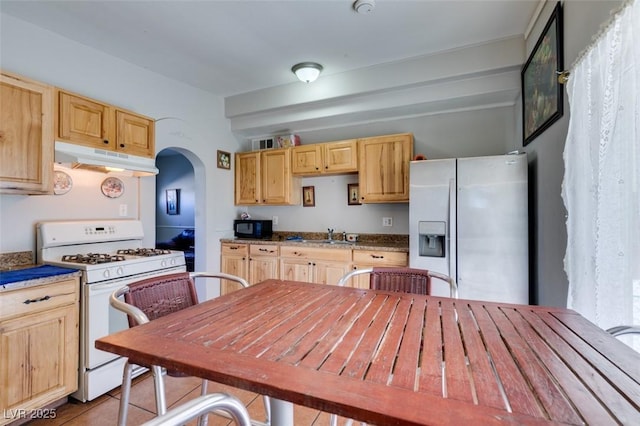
0,278,79,321
353,250,408,266
221,243,248,256
280,246,351,262
250,244,279,257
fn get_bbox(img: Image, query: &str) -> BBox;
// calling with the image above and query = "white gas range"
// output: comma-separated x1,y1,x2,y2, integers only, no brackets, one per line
36,220,186,402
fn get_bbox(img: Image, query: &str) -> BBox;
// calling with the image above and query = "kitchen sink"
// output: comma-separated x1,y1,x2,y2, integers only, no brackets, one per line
301,239,355,245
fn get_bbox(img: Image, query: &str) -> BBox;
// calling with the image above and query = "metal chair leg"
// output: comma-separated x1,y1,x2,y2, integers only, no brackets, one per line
151,365,167,416
330,414,338,426
197,379,209,426
118,361,134,426
263,395,271,425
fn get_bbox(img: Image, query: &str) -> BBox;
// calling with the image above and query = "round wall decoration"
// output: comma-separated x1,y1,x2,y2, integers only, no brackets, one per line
101,177,124,198
53,170,73,195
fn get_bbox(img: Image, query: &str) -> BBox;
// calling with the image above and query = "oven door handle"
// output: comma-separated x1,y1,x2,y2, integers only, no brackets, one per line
88,278,135,294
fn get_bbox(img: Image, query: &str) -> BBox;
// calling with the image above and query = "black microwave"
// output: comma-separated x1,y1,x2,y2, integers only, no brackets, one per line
234,220,273,239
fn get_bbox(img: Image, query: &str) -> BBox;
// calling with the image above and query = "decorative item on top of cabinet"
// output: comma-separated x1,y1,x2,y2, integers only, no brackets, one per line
291,139,358,176
0,71,54,195
357,133,413,203
234,148,301,206
56,89,155,158
0,276,80,421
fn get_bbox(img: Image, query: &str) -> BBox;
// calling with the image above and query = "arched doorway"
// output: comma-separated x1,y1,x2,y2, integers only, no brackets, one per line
155,148,196,271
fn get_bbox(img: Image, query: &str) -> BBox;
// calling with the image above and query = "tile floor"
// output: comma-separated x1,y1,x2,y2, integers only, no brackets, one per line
27,373,349,425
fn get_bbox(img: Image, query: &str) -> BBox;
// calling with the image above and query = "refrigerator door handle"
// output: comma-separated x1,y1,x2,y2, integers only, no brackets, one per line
448,178,457,282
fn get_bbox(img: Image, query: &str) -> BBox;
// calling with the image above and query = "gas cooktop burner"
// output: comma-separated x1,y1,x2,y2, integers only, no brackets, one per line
116,248,172,257
61,253,127,264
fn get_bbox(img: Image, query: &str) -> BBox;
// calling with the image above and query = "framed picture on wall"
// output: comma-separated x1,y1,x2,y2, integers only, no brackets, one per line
347,183,361,205
521,2,564,146
302,186,315,207
217,150,231,169
166,189,180,215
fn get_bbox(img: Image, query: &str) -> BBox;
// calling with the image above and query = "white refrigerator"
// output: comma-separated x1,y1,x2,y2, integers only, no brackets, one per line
409,153,529,304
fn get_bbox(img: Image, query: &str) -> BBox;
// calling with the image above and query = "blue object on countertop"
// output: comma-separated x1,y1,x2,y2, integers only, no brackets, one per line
0,265,80,286
285,235,303,241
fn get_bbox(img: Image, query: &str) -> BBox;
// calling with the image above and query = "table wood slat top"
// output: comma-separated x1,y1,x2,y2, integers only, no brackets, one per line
96,279,640,425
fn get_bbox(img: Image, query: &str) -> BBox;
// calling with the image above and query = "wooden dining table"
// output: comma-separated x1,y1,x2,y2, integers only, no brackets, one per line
96,279,640,425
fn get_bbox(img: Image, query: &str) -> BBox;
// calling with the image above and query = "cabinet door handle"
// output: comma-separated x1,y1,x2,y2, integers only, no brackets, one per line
120,143,125,148
24,295,50,304
103,140,109,145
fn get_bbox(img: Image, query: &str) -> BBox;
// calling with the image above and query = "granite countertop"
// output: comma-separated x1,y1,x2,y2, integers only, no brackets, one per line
221,232,409,253
0,265,82,292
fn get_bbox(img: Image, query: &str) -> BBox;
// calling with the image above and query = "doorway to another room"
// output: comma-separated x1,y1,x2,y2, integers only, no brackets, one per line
155,148,195,271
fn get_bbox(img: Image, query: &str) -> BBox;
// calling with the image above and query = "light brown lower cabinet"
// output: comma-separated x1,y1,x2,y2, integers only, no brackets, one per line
220,243,279,294
279,246,352,285
221,242,408,292
220,243,249,294
349,250,409,289
248,244,279,286
0,277,79,424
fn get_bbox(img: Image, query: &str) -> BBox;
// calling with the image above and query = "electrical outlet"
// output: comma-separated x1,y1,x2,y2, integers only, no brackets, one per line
272,215,278,226
119,204,128,217
382,217,393,227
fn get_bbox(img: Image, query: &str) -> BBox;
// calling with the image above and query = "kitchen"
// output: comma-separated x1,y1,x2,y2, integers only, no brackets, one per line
0,0,632,422
1,1,619,307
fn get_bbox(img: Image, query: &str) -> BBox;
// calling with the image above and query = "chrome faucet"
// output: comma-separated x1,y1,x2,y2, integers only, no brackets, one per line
327,228,334,241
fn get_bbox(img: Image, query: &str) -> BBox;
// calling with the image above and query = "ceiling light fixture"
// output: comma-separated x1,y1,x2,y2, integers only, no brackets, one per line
353,0,375,14
291,62,323,83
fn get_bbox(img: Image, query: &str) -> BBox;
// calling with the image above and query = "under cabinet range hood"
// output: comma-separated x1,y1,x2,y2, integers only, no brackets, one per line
55,141,158,176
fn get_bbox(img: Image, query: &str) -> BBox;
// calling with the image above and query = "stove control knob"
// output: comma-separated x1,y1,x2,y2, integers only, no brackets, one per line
116,267,124,276
161,259,167,268
103,269,111,279
170,258,176,266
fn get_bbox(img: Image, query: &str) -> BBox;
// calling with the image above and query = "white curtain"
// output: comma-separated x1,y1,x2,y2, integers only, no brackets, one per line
562,0,640,331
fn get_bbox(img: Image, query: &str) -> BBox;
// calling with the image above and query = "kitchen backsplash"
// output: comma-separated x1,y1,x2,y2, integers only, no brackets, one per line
0,251,34,270
272,231,408,245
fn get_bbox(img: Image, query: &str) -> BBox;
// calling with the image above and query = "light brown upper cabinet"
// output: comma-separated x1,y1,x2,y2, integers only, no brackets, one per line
357,133,413,203
0,71,54,195
235,148,301,205
57,90,155,158
291,139,358,176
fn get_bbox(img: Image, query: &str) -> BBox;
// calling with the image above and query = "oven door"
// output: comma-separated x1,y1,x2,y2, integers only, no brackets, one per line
84,267,185,370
